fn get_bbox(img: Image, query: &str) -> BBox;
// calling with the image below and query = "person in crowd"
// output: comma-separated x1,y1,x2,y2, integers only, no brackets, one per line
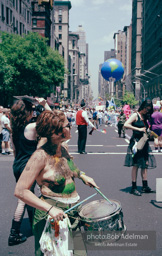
76,100,96,154
160,100,162,113
1,108,12,155
124,99,156,196
104,109,109,126
0,106,4,153
123,102,131,120
150,105,162,152
97,109,103,126
117,110,126,138
14,110,99,256
8,96,51,246
92,108,98,129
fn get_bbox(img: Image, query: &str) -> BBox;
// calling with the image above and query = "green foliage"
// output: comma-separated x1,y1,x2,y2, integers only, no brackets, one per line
123,91,138,107
0,32,65,106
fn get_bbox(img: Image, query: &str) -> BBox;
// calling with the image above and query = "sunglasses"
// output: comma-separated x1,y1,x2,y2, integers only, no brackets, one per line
63,123,72,129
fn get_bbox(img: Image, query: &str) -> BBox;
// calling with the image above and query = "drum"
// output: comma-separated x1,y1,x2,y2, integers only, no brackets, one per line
79,199,125,232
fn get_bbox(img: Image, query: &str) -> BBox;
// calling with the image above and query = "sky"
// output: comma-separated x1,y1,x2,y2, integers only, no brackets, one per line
69,0,132,98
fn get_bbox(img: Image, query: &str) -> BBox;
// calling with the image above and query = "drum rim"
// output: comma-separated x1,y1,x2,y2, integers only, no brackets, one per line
79,199,122,221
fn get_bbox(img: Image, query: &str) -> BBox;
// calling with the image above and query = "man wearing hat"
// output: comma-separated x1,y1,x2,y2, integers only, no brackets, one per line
76,99,96,154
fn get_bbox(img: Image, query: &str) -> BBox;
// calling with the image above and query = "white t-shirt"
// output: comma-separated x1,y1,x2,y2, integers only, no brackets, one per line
1,114,10,129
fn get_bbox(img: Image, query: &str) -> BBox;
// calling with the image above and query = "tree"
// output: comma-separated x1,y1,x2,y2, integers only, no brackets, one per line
123,91,138,107
0,32,65,107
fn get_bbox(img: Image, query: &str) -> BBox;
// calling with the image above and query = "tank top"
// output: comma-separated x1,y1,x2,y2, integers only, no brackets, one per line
13,126,38,175
132,113,148,140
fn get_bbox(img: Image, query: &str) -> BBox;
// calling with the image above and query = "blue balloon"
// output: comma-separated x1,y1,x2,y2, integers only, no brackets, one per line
101,58,124,81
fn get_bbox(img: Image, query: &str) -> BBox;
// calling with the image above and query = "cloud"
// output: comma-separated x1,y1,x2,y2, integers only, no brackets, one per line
94,32,114,46
119,4,132,12
70,0,85,7
91,0,113,5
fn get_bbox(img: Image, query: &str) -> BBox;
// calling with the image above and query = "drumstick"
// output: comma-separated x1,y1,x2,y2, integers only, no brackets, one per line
50,193,97,222
64,193,97,213
94,187,113,206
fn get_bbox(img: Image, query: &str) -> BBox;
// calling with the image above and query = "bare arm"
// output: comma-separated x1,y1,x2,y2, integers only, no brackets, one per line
4,123,12,133
124,113,146,132
35,97,52,111
80,174,99,188
14,150,66,220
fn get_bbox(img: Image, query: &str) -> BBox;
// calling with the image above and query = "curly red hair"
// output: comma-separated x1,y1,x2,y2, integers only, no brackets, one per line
36,110,65,138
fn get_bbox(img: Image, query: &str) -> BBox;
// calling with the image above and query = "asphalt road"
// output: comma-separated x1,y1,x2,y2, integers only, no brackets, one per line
0,125,162,256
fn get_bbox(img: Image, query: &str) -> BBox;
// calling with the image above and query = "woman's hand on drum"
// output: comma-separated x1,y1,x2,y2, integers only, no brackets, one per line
49,206,67,222
80,175,99,188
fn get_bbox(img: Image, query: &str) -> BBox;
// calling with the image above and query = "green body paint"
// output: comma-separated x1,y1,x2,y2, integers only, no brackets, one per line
67,159,80,176
55,174,65,185
49,181,75,195
62,182,75,194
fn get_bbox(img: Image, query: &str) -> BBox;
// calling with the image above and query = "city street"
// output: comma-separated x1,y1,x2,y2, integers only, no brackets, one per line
0,125,162,256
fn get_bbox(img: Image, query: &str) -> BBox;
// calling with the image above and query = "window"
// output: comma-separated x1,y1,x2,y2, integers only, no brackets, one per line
10,10,13,24
13,0,15,8
59,34,62,40
72,40,75,49
19,0,22,14
6,7,9,25
1,4,5,22
13,16,15,27
32,18,37,27
59,9,62,15
59,16,62,23
27,11,29,23
16,0,18,11
59,25,62,31
16,20,18,33
20,22,22,35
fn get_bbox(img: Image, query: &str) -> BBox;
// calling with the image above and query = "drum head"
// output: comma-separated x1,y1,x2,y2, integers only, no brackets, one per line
79,199,121,220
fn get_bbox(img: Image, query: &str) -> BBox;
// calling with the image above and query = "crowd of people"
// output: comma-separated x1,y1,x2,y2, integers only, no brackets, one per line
1,96,162,255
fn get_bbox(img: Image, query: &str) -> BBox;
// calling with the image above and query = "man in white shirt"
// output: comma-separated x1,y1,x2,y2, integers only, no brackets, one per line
1,109,12,155
76,99,96,154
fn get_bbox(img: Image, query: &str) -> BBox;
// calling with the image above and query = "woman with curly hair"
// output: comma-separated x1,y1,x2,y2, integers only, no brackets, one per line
14,110,98,256
8,97,51,246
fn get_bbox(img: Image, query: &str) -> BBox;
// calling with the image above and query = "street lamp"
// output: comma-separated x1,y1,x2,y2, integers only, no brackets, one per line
133,81,148,101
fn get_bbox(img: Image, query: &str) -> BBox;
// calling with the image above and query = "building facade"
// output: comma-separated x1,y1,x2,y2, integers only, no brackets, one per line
131,0,143,100
75,25,90,103
69,31,80,103
32,0,52,46
141,0,162,99
0,0,32,35
53,0,71,100
113,30,127,99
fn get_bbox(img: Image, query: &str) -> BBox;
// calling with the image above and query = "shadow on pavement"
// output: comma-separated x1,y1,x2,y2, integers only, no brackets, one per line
150,200,162,209
119,186,142,194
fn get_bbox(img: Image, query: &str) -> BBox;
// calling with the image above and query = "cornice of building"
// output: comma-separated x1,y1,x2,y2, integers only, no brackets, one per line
54,1,72,9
